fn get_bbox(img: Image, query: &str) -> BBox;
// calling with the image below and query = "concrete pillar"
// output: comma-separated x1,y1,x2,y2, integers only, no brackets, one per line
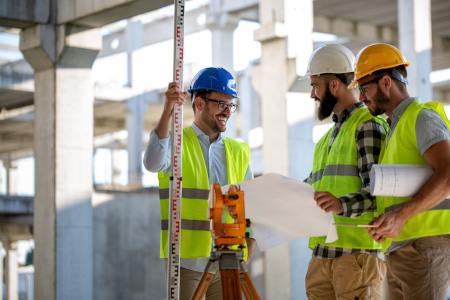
240,65,262,143
253,0,291,298
5,159,19,196
398,0,433,101
285,0,315,181
123,19,145,187
125,97,147,187
20,24,101,300
5,241,18,300
253,0,315,298
125,18,143,88
206,1,240,139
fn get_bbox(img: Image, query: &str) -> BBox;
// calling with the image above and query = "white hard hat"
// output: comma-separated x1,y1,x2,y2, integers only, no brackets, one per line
305,44,355,77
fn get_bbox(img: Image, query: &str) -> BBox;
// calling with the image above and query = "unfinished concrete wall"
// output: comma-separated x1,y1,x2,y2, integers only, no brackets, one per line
93,188,165,300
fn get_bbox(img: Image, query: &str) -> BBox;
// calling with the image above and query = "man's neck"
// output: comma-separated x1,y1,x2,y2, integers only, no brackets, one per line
386,95,410,120
193,121,219,143
333,97,358,117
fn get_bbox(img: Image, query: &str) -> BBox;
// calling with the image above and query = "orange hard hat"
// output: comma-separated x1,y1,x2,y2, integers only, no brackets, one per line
348,43,410,89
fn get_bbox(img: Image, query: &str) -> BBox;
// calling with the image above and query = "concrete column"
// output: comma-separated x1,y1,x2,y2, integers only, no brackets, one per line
124,19,145,187
253,0,316,298
206,2,240,139
125,18,143,88
253,0,291,298
5,241,18,300
20,24,101,300
241,65,264,175
285,0,315,181
398,0,433,101
5,159,19,196
125,97,147,187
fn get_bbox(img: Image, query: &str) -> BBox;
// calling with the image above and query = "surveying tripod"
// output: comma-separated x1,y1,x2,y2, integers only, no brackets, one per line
191,184,261,300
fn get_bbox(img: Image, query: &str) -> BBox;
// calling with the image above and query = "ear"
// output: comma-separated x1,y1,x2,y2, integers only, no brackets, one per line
329,78,340,95
379,75,393,94
194,96,204,112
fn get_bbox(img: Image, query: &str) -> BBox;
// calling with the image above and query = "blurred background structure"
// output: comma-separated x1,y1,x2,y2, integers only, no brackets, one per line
0,0,449,299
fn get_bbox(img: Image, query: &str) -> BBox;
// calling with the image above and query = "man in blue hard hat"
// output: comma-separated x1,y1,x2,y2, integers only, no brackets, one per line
143,67,255,300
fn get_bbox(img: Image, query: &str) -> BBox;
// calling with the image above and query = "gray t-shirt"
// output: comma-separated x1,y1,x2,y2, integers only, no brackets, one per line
385,98,450,254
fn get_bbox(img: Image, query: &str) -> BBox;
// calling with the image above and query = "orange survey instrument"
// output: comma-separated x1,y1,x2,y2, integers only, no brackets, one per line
208,184,248,249
191,184,260,300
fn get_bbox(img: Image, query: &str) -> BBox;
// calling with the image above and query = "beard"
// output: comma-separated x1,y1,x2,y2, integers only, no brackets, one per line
368,85,390,116
317,86,338,121
201,102,227,133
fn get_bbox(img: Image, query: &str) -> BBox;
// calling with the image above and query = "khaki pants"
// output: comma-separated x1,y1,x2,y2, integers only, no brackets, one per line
386,235,450,300
164,259,223,300
305,253,387,300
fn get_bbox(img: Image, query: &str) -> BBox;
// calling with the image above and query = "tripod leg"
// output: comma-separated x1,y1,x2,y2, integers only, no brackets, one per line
191,260,218,300
191,272,215,300
239,261,261,300
221,269,242,300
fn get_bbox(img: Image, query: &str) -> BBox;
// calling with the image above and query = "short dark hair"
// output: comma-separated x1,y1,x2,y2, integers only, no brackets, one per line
372,65,408,91
191,90,211,113
320,72,354,86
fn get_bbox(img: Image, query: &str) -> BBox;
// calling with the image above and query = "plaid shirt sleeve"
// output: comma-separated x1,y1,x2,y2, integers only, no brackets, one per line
338,119,387,218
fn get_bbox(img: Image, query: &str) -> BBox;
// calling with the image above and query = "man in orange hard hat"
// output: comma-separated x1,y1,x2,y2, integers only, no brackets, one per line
349,43,450,300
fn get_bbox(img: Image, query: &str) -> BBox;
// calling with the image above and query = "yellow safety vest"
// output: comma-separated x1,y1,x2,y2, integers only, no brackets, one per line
309,107,388,250
158,126,250,258
378,101,450,252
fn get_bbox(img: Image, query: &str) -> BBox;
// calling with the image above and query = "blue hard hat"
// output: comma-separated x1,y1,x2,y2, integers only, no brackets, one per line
187,67,239,98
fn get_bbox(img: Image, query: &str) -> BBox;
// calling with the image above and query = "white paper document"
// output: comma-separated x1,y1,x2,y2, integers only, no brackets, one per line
370,164,434,197
222,173,338,251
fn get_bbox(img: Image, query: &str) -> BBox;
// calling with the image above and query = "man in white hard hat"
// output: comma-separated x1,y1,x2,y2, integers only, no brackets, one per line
303,44,388,300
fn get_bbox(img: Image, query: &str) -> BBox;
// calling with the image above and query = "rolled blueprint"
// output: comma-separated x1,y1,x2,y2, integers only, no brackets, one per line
370,164,434,197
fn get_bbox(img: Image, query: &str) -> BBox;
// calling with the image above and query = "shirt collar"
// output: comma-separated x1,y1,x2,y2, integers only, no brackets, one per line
391,97,419,124
190,122,223,142
332,102,364,123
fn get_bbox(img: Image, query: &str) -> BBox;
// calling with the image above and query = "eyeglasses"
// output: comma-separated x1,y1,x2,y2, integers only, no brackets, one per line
202,98,238,113
359,76,383,95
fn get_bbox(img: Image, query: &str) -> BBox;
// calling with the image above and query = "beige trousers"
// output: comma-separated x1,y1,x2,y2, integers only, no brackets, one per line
386,235,450,300
164,259,223,300
305,253,387,300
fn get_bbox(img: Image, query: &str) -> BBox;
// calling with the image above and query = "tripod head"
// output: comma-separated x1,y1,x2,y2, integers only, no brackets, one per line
208,184,249,249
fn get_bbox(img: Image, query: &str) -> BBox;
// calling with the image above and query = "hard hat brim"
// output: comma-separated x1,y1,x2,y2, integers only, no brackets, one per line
348,61,410,89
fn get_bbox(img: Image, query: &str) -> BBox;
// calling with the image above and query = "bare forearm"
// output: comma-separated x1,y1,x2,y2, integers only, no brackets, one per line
397,167,450,221
399,139,450,221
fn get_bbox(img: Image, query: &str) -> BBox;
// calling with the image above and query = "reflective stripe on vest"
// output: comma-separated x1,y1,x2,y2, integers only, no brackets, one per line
158,126,250,259
309,107,387,250
159,188,210,200
378,101,450,252
311,164,360,184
